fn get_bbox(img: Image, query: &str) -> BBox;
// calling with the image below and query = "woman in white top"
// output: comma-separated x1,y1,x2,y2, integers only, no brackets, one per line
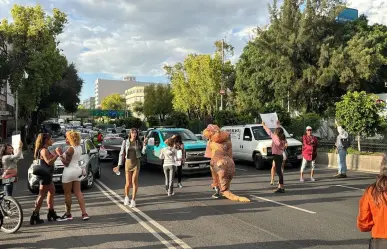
159,138,177,196
56,131,89,221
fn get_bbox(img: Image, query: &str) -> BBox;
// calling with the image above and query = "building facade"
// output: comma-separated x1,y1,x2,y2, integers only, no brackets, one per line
82,97,95,109
94,76,149,108
125,86,146,119
0,82,15,139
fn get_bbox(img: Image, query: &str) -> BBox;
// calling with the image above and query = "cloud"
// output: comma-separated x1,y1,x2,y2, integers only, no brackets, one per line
1,0,386,80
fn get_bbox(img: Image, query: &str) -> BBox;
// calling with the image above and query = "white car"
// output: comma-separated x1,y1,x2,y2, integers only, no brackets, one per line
27,139,101,193
99,137,124,161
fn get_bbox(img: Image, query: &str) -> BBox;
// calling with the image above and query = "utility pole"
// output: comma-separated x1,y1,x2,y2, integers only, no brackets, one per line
287,90,290,113
220,38,225,111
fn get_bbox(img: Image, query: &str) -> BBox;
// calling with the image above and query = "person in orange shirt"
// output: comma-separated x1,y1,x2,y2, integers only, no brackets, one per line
357,152,387,248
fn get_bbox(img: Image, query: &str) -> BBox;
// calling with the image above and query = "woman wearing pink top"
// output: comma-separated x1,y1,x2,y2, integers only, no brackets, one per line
262,120,287,193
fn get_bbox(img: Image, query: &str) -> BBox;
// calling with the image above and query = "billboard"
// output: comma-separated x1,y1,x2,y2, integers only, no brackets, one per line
336,8,358,23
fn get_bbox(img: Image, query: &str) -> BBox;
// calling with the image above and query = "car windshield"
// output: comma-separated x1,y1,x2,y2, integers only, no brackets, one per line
251,126,291,140
160,129,198,141
103,137,124,145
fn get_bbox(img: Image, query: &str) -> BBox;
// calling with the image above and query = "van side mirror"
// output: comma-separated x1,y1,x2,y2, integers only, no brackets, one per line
244,136,252,141
147,138,155,146
290,134,294,137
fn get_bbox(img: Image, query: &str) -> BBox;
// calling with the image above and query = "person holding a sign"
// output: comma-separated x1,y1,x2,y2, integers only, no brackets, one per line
262,120,287,193
0,141,23,196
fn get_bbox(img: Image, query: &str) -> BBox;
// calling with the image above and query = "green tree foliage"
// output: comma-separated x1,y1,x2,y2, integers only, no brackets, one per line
287,113,322,139
235,0,387,115
214,110,239,127
147,116,160,128
101,93,126,110
164,40,236,118
143,84,173,122
165,111,189,128
132,101,144,118
335,91,385,151
122,117,143,129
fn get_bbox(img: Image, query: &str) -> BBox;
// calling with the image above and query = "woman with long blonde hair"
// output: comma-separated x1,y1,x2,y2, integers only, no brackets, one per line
31,133,61,225
55,131,89,221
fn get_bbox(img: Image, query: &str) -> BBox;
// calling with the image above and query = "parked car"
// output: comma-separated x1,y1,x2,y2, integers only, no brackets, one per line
27,138,101,193
144,128,210,174
195,134,207,141
99,137,124,163
222,124,303,169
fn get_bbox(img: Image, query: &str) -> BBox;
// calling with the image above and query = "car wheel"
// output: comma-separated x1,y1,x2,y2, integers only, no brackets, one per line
254,154,264,170
82,167,94,189
95,165,101,179
27,182,39,194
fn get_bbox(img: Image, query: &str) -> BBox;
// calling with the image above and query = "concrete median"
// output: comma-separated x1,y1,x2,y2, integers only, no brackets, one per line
316,152,382,173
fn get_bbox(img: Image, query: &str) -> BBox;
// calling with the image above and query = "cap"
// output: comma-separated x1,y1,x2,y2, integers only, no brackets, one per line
306,126,312,130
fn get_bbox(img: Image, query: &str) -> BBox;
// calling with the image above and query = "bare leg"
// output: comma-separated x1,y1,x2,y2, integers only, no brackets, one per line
46,183,56,210
131,169,139,200
270,161,275,183
125,171,133,197
34,184,48,212
62,182,73,215
72,181,87,214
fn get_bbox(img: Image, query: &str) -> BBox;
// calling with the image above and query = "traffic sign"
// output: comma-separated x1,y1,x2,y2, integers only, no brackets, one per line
91,109,126,117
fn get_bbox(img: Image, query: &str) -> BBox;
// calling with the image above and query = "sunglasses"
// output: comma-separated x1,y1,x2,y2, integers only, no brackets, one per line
307,129,312,131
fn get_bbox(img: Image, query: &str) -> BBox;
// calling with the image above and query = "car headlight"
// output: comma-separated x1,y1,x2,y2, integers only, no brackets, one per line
297,146,302,151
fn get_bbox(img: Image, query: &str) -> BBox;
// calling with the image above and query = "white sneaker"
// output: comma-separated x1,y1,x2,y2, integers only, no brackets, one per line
124,196,130,206
300,177,305,182
311,177,316,182
129,200,136,208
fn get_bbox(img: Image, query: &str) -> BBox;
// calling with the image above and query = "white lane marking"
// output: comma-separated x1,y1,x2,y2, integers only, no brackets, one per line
251,195,316,214
235,167,248,171
335,185,364,191
96,180,192,249
94,183,176,249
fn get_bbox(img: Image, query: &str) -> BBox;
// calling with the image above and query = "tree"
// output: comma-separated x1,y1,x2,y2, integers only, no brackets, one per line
0,5,70,140
143,84,173,122
164,40,235,118
165,111,189,128
235,0,387,115
335,91,385,151
132,101,144,118
101,93,126,110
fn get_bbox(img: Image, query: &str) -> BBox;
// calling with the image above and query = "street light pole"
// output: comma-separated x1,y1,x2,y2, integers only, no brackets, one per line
15,71,28,135
220,39,224,111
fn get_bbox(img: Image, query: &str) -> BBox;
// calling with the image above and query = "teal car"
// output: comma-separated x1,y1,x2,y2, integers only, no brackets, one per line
143,128,210,174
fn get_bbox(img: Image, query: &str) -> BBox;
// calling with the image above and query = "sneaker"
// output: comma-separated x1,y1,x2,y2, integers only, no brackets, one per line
58,213,72,221
82,213,89,221
270,180,274,185
333,173,341,178
124,196,130,206
212,193,220,199
274,188,285,194
300,177,305,182
129,200,136,208
310,177,316,182
338,174,347,178
177,183,183,188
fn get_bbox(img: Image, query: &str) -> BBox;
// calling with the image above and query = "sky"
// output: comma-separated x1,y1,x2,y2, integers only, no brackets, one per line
0,0,386,102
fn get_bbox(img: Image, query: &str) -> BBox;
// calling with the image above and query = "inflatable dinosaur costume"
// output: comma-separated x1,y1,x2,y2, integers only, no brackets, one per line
203,124,250,202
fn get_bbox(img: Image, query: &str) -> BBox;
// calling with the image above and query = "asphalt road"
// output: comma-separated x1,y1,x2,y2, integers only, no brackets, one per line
0,152,376,249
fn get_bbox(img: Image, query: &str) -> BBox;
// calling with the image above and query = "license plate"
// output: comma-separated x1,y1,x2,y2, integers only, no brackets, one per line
297,155,303,159
52,177,61,182
2,177,15,184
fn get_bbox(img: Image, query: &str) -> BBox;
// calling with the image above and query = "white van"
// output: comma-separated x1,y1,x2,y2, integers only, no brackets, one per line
222,124,303,169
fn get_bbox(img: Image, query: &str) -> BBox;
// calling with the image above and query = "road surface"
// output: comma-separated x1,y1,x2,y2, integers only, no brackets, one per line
0,152,374,249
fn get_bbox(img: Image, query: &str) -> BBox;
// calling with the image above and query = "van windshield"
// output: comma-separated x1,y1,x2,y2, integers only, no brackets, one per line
160,129,198,141
251,126,291,140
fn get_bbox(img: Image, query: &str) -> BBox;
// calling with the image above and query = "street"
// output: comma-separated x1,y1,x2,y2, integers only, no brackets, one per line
0,153,375,249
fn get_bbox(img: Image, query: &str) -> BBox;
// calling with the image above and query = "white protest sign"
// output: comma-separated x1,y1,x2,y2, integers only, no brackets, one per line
260,112,278,128
12,134,23,159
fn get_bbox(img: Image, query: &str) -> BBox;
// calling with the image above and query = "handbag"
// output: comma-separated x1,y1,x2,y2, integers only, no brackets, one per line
31,150,51,177
369,238,387,249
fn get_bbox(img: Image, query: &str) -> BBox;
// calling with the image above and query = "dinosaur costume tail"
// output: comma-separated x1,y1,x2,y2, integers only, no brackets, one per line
222,191,250,202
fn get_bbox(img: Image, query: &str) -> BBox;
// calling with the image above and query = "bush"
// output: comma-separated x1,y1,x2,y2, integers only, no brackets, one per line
214,110,239,127
147,116,160,128
122,117,143,129
165,111,189,128
188,118,206,134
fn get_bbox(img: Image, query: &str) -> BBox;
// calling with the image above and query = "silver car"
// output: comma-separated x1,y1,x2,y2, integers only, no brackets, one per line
27,138,101,193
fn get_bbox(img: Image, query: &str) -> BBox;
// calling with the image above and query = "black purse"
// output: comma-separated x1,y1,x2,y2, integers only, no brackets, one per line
31,150,51,177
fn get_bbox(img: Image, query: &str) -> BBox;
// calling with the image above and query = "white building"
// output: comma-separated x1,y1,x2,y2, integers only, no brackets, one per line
125,86,147,119
94,76,149,108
